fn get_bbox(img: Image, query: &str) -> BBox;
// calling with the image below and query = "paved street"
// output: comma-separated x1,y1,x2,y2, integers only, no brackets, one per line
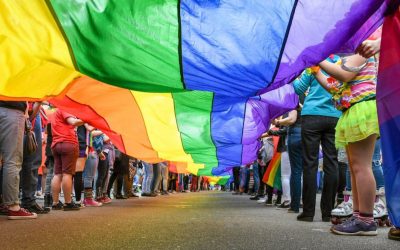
0,192,397,250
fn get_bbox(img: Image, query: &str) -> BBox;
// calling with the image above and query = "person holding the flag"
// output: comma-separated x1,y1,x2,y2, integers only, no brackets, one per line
51,108,85,211
315,49,379,236
356,0,400,241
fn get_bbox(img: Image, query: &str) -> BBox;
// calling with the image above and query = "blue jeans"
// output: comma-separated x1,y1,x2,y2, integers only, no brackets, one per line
288,126,302,211
161,163,169,192
95,152,109,195
0,107,25,205
21,114,42,206
83,152,99,189
150,163,162,192
142,162,153,193
372,140,385,189
178,173,184,191
346,139,385,190
239,167,248,190
252,163,260,194
44,157,54,195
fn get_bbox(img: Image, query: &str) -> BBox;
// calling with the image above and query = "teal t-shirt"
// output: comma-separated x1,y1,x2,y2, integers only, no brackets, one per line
293,69,342,118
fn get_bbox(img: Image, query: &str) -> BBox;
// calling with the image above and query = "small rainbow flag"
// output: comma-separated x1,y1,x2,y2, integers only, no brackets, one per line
262,136,282,190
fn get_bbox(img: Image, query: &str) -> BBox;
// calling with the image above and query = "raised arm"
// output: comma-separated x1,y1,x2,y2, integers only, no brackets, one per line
84,123,95,132
319,54,366,82
29,102,42,122
66,117,85,127
355,38,381,58
91,129,104,137
314,70,332,92
275,110,297,126
292,71,312,96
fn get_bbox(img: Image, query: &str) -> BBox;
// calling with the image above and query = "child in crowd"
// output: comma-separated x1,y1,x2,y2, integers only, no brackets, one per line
316,51,379,236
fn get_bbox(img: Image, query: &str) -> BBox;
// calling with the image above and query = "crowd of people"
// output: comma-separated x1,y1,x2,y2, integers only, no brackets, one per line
229,35,399,240
0,26,399,243
0,105,215,218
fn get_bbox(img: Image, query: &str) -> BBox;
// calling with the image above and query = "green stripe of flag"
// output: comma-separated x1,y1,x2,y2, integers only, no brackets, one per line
273,166,282,191
173,91,218,169
49,0,183,92
217,176,230,185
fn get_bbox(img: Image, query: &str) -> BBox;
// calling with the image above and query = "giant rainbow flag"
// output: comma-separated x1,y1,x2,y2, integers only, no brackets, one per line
377,1,400,227
0,1,387,177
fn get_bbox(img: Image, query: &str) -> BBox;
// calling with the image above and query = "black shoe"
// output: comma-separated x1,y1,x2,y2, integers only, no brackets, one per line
52,201,64,210
288,208,299,213
44,194,53,208
23,202,50,214
63,202,80,211
149,192,158,197
116,194,128,199
297,213,314,222
265,199,273,206
275,197,282,206
278,201,290,209
322,216,331,222
250,195,260,200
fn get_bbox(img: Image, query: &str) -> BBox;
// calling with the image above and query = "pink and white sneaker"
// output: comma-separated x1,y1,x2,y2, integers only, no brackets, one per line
83,198,103,207
101,196,112,204
8,208,38,220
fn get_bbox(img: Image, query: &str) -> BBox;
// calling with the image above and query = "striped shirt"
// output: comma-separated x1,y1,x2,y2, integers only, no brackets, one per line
327,56,376,110
347,57,377,104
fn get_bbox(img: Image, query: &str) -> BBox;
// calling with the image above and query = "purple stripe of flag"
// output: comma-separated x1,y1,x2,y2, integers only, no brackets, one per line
259,0,386,95
242,84,298,165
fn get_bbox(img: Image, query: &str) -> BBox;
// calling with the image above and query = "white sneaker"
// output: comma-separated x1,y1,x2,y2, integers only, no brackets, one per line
35,191,44,199
332,197,353,217
376,187,385,196
257,198,267,204
374,197,387,218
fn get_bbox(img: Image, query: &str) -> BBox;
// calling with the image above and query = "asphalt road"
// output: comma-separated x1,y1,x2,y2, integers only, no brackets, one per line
0,192,398,250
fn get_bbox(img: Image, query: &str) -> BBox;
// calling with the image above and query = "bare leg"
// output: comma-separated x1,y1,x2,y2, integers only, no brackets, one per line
41,173,46,193
347,135,377,214
75,158,86,172
346,147,359,211
8,204,21,211
51,174,62,204
62,174,73,204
